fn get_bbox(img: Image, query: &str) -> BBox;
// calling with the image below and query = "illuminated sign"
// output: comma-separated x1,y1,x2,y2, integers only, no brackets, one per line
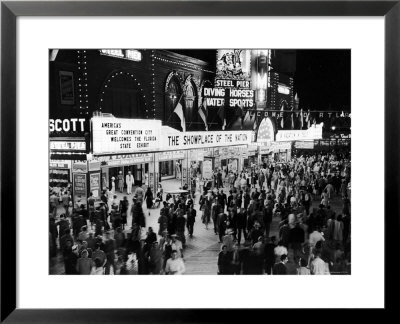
97,153,153,166
215,79,251,88
92,117,161,154
50,141,86,151
162,128,252,151
257,118,274,142
203,87,255,108
216,50,251,80
100,49,142,62
276,124,323,142
277,83,290,95
49,118,86,133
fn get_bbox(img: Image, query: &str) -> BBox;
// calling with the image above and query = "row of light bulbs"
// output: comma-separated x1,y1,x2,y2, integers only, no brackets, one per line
154,56,213,73
77,50,89,115
98,71,149,117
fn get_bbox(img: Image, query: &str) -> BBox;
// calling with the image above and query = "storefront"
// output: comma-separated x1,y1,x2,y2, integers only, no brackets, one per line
49,160,72,193
97,153,152,191
243,145,258,168
158,150,185,180
49,117,90,205
91,117,162,192
270,141,292,162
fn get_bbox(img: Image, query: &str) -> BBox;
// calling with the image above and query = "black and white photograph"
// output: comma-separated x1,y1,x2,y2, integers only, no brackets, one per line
49,49,351,276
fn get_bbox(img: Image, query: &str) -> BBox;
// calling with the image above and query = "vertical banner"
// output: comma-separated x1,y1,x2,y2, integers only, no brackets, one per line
89,172,100,198
73,173,87,208
202,160,213,179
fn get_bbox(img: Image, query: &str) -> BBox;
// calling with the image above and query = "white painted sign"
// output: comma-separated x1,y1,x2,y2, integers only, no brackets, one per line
92,117,161,154
276,124,323,142
50,141,86,151
162,127,252,151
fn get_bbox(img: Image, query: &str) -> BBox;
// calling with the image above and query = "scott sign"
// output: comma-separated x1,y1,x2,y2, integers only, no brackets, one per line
49,118,86,133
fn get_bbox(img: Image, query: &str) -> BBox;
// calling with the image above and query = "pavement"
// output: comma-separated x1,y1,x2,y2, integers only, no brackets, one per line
50,179,346,275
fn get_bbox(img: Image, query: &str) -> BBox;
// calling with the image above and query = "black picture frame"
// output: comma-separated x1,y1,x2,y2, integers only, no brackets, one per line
1,0,398,322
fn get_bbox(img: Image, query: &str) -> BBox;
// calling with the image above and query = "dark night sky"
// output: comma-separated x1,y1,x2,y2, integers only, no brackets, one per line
294,50,350,111
168,49,351,111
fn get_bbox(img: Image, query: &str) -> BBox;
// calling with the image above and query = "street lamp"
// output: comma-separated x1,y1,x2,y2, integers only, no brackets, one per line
331,126,336,131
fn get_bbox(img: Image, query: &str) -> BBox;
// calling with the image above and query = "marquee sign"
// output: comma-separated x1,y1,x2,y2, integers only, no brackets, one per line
215,79,251,89
50,141,86,151
99,49,142,62
203,87,255,108
162,128,252,151
276,124,323,142
92,117,161,154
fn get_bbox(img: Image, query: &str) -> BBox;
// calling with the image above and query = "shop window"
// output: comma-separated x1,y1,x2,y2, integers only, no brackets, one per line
160,160,175,177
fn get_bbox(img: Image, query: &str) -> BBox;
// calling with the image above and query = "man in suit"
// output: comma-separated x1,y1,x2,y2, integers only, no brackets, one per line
126,171,135,195
273,254,288,275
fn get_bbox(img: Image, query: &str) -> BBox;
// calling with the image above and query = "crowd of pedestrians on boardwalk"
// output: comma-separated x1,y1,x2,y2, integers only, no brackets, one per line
49,150,351,275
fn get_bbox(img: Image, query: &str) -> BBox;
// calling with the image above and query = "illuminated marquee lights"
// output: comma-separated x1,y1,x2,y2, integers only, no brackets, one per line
77,50,89,115
99,71,148,118
154,56,213,73
100,49,142,62
277,83,290,95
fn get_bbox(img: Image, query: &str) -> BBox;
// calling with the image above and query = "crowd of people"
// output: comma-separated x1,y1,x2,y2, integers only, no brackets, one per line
205,151,351,275
49,150,351,275
49,181,196,275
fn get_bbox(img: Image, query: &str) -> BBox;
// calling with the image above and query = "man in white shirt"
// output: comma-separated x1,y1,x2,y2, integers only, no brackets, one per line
311,252,330,275
126,171,135,194
274,241,288,262
309,228,325,248
165,250,185,275
170,234,183,258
